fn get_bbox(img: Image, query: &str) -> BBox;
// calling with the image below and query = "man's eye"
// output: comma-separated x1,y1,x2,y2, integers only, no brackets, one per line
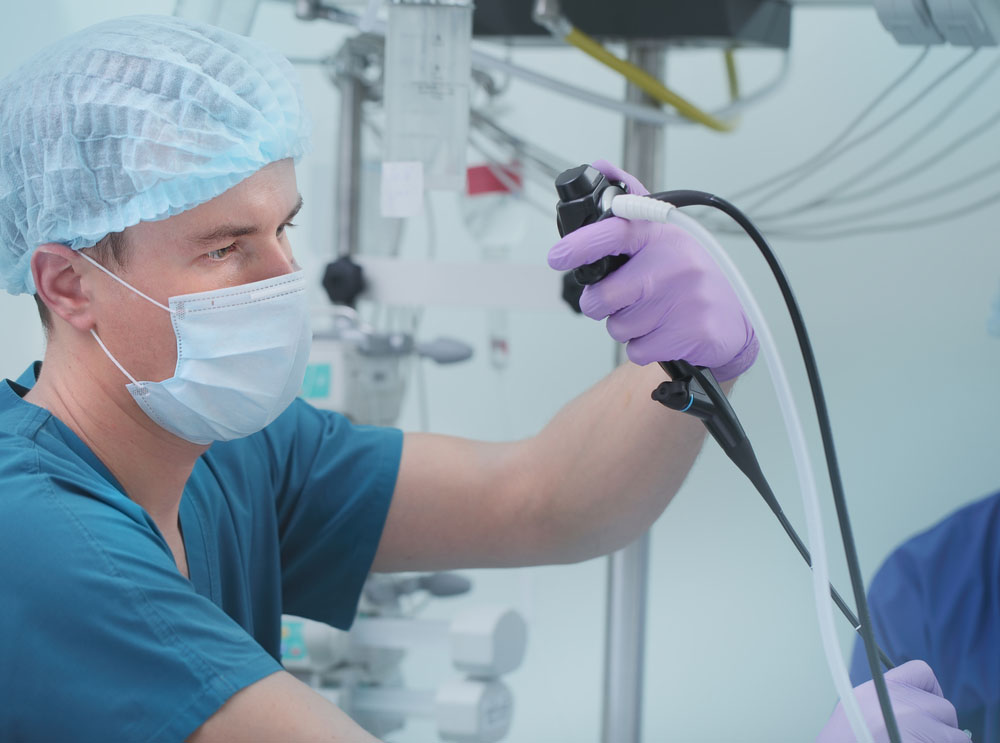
206,245,237,261
277,222,297,236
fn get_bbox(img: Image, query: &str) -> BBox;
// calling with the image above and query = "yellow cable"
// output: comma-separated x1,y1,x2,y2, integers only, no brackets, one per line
724,47,743,127
725,47,740,102
563,26,736,133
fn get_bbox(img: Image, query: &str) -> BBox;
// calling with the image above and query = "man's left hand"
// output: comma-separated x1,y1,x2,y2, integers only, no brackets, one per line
547,159,758,382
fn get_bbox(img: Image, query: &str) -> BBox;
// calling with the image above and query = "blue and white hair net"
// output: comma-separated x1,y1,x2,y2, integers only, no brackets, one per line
0,14,311,296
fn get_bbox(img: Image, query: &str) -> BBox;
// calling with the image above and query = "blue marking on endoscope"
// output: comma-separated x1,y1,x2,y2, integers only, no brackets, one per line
681,393,694,413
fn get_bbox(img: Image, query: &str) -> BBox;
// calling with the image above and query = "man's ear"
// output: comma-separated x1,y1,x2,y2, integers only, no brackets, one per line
31,244,95,333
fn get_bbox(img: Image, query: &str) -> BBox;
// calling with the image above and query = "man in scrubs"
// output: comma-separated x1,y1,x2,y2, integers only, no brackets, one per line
0,14,968,742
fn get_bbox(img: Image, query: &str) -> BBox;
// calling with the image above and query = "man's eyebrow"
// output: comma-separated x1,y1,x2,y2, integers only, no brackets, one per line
191,195,304,245
286,195,304,223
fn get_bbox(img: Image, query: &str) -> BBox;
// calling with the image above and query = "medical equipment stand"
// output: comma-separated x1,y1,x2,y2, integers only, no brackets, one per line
334,39,365,260
600,42,665,743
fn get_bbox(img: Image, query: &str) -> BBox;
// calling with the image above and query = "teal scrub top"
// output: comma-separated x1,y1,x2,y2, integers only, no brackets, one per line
0,362,403,742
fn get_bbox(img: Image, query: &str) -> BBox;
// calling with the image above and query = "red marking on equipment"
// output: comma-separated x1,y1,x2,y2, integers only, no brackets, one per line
467,162,523,196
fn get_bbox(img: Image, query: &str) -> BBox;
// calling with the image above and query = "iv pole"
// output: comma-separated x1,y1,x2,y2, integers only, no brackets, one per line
600,42,666,743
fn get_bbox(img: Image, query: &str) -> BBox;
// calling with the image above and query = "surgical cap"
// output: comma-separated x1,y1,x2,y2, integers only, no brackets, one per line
0,15,311,296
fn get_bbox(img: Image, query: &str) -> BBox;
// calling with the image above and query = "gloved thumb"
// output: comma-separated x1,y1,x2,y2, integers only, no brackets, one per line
591,159,650,197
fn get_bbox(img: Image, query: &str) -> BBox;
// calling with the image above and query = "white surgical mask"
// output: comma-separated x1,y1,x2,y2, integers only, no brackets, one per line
79,252,312,445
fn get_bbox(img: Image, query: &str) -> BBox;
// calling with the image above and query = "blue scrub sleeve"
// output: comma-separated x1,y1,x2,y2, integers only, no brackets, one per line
0,457,282,743
249,399,404,629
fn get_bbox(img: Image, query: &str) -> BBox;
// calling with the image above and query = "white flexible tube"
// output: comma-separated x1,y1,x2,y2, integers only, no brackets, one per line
610,195,874,743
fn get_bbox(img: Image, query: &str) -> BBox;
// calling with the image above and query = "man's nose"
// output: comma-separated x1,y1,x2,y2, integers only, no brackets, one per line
255,239,299,280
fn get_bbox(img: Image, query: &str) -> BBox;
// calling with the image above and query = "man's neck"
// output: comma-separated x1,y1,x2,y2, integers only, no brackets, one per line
24,344,205,529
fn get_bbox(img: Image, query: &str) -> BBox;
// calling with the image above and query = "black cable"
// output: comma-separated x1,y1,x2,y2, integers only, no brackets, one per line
657,361,894,668
649,189,903,743
731,437,894,671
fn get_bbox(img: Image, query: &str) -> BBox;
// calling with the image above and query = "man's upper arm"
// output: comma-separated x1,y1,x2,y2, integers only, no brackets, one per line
188,671,378,743
372,432,545,573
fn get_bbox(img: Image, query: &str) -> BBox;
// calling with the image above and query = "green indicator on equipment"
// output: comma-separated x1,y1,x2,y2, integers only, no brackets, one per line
281,619,308,662
300,363,331,399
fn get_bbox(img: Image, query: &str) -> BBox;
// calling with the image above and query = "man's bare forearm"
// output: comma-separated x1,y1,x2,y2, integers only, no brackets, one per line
515,361,733,565
373,363,736,573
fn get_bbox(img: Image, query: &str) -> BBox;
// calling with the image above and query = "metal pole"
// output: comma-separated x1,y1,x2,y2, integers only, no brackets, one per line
334,44,365,258
600,42,666,743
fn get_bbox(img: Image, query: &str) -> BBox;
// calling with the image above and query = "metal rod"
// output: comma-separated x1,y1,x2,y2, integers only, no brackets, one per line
600,42,666,743
334,46,365,258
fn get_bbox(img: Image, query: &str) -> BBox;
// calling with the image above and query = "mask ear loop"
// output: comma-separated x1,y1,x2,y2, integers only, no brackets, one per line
90,329,140,387
76,250,174,313
76,249,173,388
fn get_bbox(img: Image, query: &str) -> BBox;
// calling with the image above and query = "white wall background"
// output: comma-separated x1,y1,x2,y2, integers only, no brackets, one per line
2,2,999,741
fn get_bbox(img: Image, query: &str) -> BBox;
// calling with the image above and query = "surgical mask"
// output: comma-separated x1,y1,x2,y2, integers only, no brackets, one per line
79,252,312,445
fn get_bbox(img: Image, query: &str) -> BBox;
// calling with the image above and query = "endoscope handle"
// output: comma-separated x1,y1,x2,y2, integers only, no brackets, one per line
554,166,710,416
554,164,628,286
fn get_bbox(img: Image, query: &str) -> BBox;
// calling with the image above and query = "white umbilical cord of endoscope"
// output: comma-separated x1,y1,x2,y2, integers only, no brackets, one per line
610,194,875,743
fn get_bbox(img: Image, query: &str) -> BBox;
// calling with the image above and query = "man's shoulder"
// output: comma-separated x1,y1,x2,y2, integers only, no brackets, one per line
0,427,53,486
1,425,96,485
0,426,146,537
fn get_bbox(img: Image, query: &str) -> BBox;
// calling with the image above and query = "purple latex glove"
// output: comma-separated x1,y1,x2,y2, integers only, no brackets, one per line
816,660,970,743
547,160,758,381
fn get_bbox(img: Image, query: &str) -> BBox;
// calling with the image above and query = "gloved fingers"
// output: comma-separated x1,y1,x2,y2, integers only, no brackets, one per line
591,159,650,197
709,329,759,383
547,217,656,272
604,299,663,343
599,273,693,341
579,275,644,322
901,693,960,729
886,660,944,697
624,327,705,368
625,317,742,368
889,682,960,730
577,244,703,323
606,305,669,344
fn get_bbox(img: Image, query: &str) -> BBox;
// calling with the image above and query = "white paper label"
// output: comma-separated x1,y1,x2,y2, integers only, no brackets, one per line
380,161,425,218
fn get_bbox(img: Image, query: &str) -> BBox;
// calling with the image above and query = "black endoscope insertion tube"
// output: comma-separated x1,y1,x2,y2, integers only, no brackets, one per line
553,165,902,743
649,188,900,742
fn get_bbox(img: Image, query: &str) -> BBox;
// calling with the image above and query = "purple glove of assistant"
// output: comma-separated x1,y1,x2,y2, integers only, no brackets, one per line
547,160,758,382
816,660,970,743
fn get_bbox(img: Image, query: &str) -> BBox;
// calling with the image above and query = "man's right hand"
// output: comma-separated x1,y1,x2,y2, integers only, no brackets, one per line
816,660,970,743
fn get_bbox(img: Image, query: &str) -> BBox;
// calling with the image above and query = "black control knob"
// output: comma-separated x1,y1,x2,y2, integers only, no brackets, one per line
555,165,619,239
322,255,366,307
555,164,604,202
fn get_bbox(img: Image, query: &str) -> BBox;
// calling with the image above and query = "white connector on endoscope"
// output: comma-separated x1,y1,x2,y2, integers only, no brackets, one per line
610,193,677,224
